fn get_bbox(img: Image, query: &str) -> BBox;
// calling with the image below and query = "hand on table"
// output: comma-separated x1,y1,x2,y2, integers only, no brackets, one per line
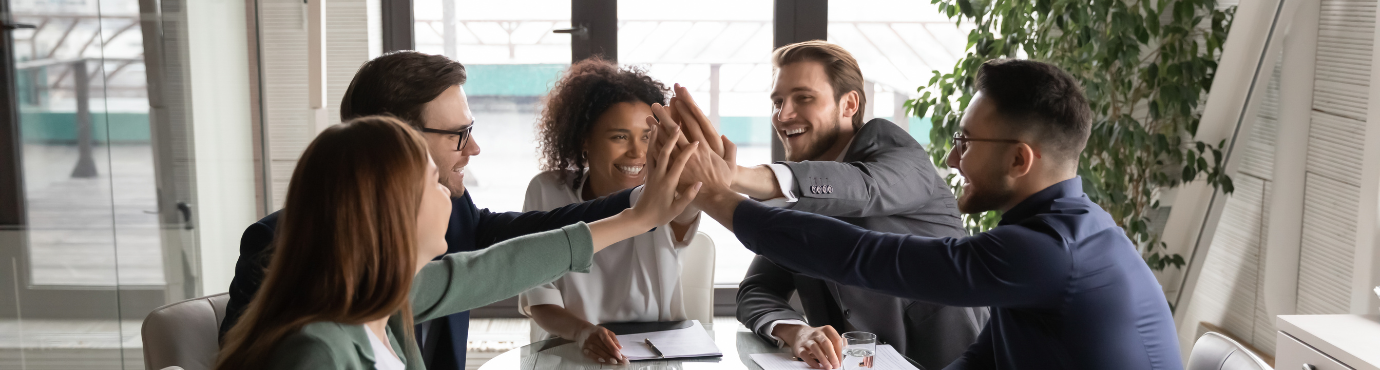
774,324,845,369
575,324,627,365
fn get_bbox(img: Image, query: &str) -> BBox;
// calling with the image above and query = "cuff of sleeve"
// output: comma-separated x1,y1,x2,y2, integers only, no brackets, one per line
518,286,565,317
629,185,644,205
765,163,799,203
765,320,810,348
563,222,594,273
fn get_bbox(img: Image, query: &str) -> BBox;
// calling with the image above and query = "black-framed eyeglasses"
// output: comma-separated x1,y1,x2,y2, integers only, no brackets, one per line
420,124,474,151
950,133,1021,155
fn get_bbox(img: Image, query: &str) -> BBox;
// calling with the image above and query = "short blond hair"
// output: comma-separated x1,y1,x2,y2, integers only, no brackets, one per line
772,40,866,130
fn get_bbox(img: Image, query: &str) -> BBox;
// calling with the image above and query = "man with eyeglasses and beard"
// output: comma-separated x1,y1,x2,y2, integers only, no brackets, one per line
673,58,1182,369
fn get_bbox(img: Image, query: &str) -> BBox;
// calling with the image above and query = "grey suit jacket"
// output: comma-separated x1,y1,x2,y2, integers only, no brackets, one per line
736,118,988,370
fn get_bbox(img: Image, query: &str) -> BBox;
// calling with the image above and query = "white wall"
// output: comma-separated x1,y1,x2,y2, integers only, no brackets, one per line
186,0,257,295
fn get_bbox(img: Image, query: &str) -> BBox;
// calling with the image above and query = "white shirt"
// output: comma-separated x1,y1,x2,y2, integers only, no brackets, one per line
518,171,698,339
364,325,405,370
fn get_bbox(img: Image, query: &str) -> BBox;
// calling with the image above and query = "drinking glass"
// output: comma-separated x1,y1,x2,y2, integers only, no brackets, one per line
842,332,876,369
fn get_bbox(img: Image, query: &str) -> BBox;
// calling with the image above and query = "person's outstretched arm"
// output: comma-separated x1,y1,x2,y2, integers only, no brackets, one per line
416,121,701,323
662,85,944,218
697,187,1067,307
412,223,598,323
468,187,635,250
753,122,944,218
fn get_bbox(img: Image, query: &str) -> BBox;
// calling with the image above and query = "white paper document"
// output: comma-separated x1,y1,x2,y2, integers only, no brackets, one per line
615,320,722,361
750,344,918,370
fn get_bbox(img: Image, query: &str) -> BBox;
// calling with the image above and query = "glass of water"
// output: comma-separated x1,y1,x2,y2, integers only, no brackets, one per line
842,332,877,369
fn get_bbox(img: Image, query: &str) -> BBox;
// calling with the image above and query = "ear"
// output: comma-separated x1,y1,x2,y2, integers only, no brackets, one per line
1008,143,1036,178
838,90,861,121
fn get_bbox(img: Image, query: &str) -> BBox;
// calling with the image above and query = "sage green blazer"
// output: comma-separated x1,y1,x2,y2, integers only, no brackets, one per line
257,223,595,370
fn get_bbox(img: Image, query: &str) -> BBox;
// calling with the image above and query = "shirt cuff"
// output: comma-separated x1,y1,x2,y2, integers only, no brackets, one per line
562,222,594,273
629,185,644,204
758,164,799,207
517,284,565,317
765,319,811,348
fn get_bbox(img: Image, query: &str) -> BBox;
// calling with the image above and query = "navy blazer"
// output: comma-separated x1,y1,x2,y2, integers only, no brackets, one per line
222,189,632,370
731,177,1181,370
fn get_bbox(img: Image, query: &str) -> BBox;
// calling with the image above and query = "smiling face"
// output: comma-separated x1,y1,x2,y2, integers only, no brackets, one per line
415,154,453,271
419,85,482,196
770,61,858,162
947,92,1020,214
582,101,653,197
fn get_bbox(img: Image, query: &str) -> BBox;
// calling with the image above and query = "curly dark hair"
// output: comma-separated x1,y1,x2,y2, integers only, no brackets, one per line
537,58,669,187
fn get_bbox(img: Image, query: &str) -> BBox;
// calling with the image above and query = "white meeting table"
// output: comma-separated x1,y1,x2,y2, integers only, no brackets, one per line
476,320,798,370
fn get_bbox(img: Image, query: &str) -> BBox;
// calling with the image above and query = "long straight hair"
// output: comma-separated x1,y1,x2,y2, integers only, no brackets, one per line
216,115,431,368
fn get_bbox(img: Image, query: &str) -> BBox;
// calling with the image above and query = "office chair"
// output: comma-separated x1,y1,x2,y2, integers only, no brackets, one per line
141,292,230,370
1185,332,1272,370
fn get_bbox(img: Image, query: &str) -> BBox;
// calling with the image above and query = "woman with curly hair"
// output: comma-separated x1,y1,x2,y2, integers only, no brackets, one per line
521,58,702,365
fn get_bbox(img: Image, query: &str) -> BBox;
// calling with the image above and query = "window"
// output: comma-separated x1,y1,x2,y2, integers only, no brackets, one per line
413,0,571,213
620,0,774,285
828,0,975,147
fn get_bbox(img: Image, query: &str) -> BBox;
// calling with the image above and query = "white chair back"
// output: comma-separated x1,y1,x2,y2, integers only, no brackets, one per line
141,292,230,370
1185,332,1272,370
680,231,716,329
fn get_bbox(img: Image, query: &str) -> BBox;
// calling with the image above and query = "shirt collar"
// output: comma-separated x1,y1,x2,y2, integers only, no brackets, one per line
998,176,1084,226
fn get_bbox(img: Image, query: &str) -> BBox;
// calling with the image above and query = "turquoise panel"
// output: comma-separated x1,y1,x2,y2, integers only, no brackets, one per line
18,112,152,144
463,64,568,96
719,116,773,146
909,116,933,147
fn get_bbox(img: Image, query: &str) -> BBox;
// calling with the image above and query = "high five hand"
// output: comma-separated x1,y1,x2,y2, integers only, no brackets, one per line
626,121,701,227
668,84,725,157
650,102,736,194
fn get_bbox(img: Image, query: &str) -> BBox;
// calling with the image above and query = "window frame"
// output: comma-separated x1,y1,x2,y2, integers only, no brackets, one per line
388,0,828,318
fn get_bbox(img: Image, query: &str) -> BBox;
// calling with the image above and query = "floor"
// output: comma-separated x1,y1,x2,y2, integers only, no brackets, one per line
19,143,166,287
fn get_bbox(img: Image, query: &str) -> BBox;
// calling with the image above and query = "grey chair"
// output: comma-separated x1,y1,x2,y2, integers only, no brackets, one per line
1186,332,1273,370
141,293,230,370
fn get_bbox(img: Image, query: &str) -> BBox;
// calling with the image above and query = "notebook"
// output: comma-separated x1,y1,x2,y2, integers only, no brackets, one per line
615,320,722,361
749,344,918,370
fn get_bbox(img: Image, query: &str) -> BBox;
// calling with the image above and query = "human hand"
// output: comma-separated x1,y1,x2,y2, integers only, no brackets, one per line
774,324,844,369
575,324,627,364
651,104,736,193
627,119,701,230
668,83,725,157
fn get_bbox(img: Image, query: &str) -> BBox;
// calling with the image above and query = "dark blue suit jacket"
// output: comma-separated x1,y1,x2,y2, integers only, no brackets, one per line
731,177,1182,370
222,189,632,369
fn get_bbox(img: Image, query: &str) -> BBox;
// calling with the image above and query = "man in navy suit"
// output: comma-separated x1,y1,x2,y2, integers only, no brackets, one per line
221,51,635,370
676,59,1182,369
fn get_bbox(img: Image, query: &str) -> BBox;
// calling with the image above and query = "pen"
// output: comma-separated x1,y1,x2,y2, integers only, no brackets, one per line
644,338,665,358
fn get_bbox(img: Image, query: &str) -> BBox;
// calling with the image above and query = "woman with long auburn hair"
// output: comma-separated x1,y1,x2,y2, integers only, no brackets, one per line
215,115,700,369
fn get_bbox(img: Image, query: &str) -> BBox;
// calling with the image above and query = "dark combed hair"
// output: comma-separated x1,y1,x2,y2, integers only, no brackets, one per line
975,59,1093,164
341,51,468,129
537,58,668,187
772,40,867,130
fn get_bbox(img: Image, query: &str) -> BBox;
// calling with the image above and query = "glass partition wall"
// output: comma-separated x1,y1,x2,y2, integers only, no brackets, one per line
1,0,201,367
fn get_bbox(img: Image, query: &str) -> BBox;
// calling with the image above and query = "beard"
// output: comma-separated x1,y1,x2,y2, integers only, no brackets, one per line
783,114,845,162
956,164,1016,214
439,171,466,197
